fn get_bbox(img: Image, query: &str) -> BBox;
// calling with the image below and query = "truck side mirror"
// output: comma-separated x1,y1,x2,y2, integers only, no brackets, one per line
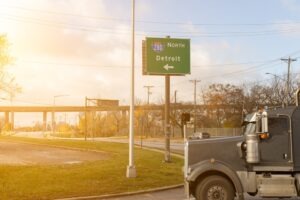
259,110,269,140
256,110,269,140
296,89,300,106
261,110,268,133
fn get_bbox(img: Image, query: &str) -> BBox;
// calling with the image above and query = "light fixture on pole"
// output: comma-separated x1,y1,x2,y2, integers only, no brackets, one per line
265,72,284,81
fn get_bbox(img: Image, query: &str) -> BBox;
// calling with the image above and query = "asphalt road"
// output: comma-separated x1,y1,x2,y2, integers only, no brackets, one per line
101,187,185,200
101,187,300,200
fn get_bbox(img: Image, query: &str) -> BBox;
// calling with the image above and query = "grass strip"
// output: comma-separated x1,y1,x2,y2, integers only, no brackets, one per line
0,136,183,200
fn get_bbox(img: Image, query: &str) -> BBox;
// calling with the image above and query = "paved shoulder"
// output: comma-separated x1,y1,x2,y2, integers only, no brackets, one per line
101,187,185,200
100,186,300,200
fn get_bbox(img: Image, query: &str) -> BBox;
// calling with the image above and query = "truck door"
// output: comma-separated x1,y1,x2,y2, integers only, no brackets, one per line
259,117,291,164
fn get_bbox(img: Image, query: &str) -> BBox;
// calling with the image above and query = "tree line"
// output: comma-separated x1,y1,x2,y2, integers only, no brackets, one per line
77,75,300,138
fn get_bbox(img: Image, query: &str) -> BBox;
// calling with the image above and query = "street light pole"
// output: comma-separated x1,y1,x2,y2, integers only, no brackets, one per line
126,0,136,178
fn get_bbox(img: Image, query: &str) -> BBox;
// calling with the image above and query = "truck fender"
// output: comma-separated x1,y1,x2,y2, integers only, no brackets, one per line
187,159,244,200
295,174,300,194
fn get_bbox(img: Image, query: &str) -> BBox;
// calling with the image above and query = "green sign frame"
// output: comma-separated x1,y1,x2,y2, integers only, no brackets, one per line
142,37,190,75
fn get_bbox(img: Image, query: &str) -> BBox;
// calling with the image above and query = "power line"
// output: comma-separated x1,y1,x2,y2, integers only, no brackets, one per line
3,4,300,27
196,49,300,80
156,59,290,88
17,59,279,69
155,62,281,88
16,60,131,69
2,13,300,38
192,60,277,68
0,4,130,23
15,49,300,84
197,60,281,80
0,14,131,34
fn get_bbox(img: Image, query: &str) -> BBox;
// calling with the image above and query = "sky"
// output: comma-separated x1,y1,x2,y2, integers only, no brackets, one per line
0,0,300,111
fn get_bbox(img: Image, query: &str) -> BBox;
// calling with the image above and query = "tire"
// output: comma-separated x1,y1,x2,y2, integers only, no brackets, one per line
195,175,235,200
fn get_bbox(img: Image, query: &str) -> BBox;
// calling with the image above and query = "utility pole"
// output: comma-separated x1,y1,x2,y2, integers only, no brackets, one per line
281,57,297,105
144,85,154,105
189,79,201,133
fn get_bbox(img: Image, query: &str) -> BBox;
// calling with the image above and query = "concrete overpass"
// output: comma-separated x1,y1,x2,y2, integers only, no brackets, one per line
0,104,201,112
0,104,201,131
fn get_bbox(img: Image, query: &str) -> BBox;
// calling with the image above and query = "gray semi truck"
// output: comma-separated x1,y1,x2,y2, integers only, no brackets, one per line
184,90,300,200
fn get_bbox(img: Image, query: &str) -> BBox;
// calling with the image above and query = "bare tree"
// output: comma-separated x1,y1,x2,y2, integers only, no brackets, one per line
202,84,244,128
0,35,21,99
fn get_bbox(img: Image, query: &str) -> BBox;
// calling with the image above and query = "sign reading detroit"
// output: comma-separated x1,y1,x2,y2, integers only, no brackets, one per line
142,37,190,75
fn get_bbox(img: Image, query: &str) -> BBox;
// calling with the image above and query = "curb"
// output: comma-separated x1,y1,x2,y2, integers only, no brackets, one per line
55,184,184,200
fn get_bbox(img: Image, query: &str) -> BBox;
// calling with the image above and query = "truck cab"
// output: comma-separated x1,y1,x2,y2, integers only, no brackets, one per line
184,91,300,200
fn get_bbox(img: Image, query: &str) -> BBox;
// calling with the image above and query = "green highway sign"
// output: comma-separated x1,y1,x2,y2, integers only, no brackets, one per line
142,37,190,75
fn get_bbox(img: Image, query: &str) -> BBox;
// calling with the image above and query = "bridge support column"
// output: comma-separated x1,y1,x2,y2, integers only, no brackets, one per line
3,111,9,131
10,112,14,131
43,112,47,132
52,111,55,134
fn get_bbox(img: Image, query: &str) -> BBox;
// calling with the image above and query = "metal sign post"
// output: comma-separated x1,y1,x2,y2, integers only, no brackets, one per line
165,75,171,162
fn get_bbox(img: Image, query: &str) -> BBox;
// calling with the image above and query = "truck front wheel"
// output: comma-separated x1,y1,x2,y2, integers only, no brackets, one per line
195,175,235,200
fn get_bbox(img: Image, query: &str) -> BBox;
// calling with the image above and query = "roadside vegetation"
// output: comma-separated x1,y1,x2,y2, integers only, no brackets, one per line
6,77,297,139
0,136,183,200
